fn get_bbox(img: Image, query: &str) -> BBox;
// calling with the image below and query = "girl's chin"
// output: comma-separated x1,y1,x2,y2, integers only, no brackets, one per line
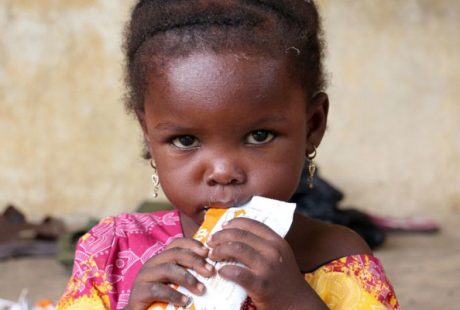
179,211,206,237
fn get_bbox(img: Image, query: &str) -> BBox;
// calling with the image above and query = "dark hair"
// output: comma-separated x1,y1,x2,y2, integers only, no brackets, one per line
123,0,327,115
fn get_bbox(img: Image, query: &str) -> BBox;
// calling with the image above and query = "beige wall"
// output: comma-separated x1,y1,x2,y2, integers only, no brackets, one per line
1,0,459,225
318,0,460,219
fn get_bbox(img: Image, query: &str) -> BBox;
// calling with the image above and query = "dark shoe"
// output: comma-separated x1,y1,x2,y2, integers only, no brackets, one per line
0,205,66,259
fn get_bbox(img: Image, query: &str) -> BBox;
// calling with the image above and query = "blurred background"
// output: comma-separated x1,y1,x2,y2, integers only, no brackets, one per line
0,0,459,309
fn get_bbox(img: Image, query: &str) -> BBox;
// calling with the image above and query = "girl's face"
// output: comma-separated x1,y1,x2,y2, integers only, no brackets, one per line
139,52,327,235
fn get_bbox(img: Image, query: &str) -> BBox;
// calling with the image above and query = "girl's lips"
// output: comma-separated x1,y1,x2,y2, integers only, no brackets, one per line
203,197,252,210
204,203,230,210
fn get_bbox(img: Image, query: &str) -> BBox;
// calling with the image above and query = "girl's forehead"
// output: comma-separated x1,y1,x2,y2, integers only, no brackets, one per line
143,51,308,124
161,51,285,75
147,51,296,98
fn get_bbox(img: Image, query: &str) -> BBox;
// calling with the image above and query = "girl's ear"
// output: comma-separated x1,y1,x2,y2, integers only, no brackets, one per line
306,92,329,153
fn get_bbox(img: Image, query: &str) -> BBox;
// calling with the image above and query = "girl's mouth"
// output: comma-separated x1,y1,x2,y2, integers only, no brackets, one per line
202,197,252,211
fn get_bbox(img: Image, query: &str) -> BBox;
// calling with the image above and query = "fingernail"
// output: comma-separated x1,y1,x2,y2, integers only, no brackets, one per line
208,248,213,257
205,263,214,272
207,235,213,243
222,221,229,227
197,283,205,293
182,295,191,306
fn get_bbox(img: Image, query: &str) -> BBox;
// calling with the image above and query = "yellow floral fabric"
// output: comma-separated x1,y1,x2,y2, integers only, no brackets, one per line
57,255,112,310
305,255,399,309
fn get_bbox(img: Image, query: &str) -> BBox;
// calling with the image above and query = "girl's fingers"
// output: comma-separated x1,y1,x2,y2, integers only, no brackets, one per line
220,217,281,242
207,226,279,257
133,282,190,309
146,239,214,277
208,225,268,245
207,221,289,272
144,247,215,278
128,238,213,309
141,262,206,296
217,265,256,291
208,239,269,270
165,238,209,256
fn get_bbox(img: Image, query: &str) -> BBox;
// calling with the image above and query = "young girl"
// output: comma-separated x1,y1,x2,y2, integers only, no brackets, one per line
57,1,399,309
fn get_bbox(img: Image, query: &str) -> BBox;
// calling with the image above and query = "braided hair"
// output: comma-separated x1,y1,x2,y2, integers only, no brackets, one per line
123,0,326,115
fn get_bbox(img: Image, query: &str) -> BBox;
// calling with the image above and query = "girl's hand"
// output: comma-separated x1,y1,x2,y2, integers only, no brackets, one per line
206,218,327,310
125,238,215,310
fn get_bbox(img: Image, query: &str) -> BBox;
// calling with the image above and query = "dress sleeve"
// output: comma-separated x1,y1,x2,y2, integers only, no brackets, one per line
304,255,400,310
56,217,116,310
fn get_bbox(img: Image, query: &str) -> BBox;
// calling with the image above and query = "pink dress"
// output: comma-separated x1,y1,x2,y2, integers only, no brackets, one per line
57,210,399,309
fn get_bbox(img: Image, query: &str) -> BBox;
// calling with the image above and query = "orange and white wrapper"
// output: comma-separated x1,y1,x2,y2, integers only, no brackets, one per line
148,196,296,310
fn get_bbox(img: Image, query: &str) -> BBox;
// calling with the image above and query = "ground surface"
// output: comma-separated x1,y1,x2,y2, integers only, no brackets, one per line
1,214,459,309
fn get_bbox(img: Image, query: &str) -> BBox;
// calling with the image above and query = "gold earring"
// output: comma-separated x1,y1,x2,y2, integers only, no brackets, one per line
306,147,317,189
150,160,160,198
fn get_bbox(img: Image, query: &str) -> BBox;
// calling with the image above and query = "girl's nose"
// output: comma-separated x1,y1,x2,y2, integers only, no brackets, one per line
205,161,246,186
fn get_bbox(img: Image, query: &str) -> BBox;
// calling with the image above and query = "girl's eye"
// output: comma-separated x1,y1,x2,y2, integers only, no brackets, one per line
246,130,275,145
171,135,199,149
